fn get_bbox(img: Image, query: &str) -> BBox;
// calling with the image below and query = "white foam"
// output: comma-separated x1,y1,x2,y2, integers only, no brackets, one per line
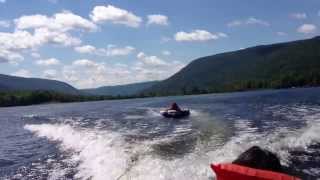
24,123,216,180
124,115,145,120
189,109,208,117
23,105,320,179
209,106,320,169
24,124,146,180
23,114,39,118
266,106,320,153
128,154,213,180
146,108,162,117
48,165,68,180
268,117,320,168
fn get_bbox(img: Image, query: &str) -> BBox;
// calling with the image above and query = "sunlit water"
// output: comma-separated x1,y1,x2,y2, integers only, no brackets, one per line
1,88,320,179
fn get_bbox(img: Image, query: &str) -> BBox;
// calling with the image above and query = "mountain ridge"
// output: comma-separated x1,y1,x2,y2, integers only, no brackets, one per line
2,36,320,98
143,36,320,95
0,74,80,95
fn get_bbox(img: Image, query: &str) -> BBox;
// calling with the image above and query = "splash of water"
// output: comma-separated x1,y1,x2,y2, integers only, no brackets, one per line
24,105,320,179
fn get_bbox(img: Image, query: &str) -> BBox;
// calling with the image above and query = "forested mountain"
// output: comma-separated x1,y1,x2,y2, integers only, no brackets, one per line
144,36,320,95
2,36,320,106
0,74,80,95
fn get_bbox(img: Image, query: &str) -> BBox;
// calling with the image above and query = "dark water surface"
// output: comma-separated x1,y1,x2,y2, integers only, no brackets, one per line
1,88,320,179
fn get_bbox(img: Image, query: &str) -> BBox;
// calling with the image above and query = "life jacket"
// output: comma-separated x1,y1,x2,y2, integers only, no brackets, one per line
211,163,301,180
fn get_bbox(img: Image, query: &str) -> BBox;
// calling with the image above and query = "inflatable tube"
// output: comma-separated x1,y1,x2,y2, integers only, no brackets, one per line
160,110,190,118
211,163,301,180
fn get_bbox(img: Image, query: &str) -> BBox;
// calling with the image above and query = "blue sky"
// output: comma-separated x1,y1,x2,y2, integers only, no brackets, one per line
0,0,319,88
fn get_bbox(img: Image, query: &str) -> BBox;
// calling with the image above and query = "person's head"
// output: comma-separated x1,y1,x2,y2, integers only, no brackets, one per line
232,146,283,173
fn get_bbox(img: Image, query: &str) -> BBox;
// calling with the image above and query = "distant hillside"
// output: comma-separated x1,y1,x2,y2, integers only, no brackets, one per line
144,36,320,95
0,74,80,95
82,81,159,96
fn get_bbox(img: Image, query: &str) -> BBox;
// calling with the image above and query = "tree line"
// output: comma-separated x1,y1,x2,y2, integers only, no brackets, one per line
0,90,147,107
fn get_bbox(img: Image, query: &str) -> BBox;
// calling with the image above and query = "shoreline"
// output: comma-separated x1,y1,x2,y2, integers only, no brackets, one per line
0,86,317,108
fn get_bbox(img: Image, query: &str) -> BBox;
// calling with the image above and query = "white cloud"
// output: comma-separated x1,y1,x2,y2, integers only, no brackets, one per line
217,32,228,38
0,30,40,50
0,29,81,52
0,0,6,3
297,24,317,34
74,45,96,54
147,14,169,26
31,52,41,58
134,52,185,82
11,69,31,78
62,66,79,82
227,20,242,27
276,32,287,36
174,30,227,42
62,62,133,88
64,59,109,88
59,53,186,88
11,11,96,48
90,5,142,28
290,13,307,20
106,45,135,56
43,69,58,79
0,20,10,28
15,14,47,30
15,11,97,32
0,49,24,64
246,17,270,26
34,28,82,46
72,59,100,68
228,17,270,27
0,11,94,64
162,50,171,56
74,44,135,57
137,52,168,66
36,58,60,66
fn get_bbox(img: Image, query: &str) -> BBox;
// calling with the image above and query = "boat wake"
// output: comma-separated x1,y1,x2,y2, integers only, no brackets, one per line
23,105,320,179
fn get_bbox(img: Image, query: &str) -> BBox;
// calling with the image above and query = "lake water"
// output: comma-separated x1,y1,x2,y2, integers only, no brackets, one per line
0,88,320,180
